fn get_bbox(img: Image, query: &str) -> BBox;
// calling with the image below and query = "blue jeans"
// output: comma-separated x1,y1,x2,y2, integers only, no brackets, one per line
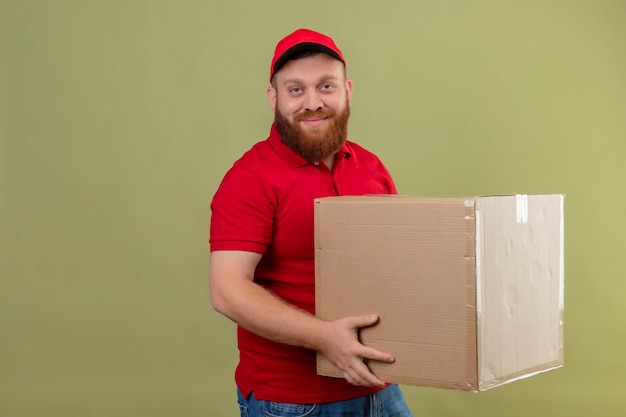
236,384,413,417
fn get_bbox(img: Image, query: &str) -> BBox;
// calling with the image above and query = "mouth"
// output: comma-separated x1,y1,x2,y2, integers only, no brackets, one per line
300,117,329,128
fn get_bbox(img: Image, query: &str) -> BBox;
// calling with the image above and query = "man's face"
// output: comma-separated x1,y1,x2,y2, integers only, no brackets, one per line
267,53,353,163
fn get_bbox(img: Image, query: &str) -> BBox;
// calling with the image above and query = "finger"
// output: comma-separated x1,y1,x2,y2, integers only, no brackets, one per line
340,349,388,387
347,360,387,387
360,346,395,364
347,314,379,329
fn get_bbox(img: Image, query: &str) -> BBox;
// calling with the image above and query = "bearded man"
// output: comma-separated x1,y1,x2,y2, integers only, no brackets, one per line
209,29,413,417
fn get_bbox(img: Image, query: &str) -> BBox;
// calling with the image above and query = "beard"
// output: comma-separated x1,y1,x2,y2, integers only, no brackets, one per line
274,101,350,163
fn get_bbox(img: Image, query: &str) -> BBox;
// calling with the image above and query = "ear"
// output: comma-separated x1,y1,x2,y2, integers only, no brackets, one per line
345,78,353,104
267,85,277,113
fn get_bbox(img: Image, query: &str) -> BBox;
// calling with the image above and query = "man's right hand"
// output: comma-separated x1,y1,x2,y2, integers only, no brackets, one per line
210,250,394,387
318,314,395,387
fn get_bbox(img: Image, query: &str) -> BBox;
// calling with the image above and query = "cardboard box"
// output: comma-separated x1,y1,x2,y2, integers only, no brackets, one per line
315,194,564,391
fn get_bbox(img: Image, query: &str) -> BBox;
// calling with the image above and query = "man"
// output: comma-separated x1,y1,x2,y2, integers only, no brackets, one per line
209,28,413,416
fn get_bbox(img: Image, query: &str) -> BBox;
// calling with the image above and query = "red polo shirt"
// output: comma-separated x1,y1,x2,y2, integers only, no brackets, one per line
210,124,397,404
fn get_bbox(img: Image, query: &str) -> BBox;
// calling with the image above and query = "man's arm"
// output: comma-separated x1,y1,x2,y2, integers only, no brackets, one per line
209,249,394,387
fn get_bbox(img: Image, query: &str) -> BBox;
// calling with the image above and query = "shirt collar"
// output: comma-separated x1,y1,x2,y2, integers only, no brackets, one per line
268,123,352,168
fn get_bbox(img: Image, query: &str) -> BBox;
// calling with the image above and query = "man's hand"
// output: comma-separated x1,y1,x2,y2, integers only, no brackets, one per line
318,314,394,387
210,250,393,387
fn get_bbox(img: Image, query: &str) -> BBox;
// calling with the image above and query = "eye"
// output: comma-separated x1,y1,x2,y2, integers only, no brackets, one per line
320,83,334,91
289,86,303,95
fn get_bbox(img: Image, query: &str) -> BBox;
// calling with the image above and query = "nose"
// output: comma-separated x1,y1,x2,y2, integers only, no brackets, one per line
303,89,323,111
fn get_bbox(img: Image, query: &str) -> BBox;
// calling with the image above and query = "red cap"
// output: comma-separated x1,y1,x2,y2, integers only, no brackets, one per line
270,28,346,81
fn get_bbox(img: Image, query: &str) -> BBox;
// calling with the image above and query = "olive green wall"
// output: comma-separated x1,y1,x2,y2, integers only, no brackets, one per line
1,1,625,416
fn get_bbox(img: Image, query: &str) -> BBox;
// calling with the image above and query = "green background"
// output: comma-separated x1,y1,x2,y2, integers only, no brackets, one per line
1,1,625,416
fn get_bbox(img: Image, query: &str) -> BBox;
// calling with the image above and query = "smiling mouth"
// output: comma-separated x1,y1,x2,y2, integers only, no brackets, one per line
301,117,329,126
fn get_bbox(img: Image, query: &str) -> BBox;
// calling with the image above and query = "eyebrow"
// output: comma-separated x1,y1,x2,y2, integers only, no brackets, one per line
281,75,341,86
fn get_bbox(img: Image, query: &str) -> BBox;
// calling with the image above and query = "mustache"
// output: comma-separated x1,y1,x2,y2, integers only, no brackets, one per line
293,109,335,121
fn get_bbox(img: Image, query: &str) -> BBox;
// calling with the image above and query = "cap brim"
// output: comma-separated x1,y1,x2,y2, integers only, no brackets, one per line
272,42,343,79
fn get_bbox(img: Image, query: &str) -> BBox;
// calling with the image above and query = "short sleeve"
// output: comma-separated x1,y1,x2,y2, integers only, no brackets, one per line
209,166,275,254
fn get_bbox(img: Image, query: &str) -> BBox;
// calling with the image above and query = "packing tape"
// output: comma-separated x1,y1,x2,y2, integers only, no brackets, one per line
475,210,482,317
516,194,528,224
559,195,565,310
